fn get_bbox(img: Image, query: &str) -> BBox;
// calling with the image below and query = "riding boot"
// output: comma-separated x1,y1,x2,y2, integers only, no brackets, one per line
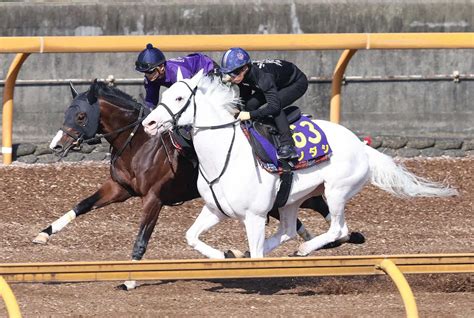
274,110,298,159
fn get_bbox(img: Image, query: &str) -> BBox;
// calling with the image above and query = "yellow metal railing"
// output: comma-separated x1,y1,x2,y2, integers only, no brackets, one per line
0,276,21,318
1,253,472,317
1,33,473,53
2,253,472,282
377,259,419,318
2,33,474,164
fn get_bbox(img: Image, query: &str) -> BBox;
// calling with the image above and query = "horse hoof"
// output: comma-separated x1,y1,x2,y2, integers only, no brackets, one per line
224,249,246,258
320,240,343,249
117,280,137,290
348,232,366,244
32,232,49,245
289,251,308,257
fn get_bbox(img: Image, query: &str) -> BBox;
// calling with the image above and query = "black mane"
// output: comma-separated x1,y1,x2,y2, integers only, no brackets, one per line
89,81,142,111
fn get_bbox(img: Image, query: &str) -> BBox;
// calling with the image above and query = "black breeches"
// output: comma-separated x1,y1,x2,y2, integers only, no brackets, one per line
244,74,308,145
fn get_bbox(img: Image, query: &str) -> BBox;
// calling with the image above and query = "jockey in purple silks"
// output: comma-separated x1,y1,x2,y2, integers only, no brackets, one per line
135,43,217,110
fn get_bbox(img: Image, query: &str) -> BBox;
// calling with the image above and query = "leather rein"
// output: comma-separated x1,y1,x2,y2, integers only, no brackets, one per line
155,80,240,217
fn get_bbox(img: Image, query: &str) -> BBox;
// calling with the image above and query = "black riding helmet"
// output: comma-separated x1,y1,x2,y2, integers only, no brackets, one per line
135,43,166,73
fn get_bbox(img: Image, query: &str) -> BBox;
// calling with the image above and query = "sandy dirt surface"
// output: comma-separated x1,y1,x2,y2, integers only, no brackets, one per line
0,158,472,317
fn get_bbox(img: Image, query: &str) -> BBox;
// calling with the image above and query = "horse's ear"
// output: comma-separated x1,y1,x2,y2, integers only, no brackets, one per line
189,69,205,88
69,81,78,98
176,67,184,82
87,79,98,104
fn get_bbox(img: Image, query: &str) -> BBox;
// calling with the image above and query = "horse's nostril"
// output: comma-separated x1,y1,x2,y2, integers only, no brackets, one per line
53,145,63,151
148,121,156,127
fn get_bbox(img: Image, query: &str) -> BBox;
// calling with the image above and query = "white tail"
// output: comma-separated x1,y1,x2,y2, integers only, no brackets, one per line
364,145,458,198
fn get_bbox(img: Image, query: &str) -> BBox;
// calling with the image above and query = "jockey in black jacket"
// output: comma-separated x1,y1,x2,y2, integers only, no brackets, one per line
220,47,308,159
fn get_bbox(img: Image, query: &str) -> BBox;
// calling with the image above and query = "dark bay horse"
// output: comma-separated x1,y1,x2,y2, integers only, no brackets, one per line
34,81,363,285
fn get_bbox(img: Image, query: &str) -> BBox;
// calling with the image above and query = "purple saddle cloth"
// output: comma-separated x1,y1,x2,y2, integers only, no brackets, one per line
242,115,332,173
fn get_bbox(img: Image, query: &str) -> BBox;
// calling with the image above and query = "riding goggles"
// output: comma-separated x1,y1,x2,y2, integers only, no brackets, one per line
228,66,245,77
135,61,160,73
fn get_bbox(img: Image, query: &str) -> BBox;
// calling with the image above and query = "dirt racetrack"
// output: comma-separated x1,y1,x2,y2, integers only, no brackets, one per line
0,157,472,317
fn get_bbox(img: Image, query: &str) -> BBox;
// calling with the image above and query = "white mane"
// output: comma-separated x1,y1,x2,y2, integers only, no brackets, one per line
197,75,242,115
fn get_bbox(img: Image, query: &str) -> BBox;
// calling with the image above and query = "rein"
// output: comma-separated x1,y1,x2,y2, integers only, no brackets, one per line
197,124,236,217
109,105,145,165
63,103,145,195
156,80,241,217
82,107,145,145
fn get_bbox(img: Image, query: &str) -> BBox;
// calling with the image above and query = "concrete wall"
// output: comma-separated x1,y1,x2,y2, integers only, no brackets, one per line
1,0,473,142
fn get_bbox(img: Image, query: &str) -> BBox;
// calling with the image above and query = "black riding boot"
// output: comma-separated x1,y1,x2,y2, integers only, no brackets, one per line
274,110,298,159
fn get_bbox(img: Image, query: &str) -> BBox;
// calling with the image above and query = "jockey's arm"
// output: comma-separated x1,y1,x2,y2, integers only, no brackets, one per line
248,73,281,119
144,78,160,109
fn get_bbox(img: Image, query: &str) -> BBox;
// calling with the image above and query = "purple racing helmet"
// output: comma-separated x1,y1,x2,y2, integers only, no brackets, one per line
135,43,166,73
220,47,251,74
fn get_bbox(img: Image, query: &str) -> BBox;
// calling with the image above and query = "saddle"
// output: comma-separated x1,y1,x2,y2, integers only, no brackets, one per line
242,106,332,173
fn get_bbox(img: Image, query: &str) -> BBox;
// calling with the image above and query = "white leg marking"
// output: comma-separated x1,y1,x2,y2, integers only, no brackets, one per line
123,260,139,290
51,210,76,234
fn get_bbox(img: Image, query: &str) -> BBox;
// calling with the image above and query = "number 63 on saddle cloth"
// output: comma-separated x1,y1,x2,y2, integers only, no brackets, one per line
241,115,332,173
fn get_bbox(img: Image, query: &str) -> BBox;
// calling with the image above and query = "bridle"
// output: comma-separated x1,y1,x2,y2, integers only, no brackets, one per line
155,80,240,217
63,102,146,196
58,102,146,167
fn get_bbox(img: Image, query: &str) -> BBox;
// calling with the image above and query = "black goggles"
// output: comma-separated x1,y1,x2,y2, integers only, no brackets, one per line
135,61,158,73
228,66,245,77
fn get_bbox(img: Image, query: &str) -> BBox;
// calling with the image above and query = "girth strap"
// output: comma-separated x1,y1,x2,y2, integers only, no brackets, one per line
273,160,294,208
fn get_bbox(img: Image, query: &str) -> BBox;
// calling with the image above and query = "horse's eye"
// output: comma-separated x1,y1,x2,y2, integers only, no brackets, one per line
176,96,183,102
75,112,88,127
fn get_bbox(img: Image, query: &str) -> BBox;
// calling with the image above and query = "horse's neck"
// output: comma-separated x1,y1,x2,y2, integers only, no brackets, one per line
194,94,236,127
99,100,145,149
191,88,252,174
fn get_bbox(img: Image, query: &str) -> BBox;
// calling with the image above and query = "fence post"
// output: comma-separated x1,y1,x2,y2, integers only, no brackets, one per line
377,259,419,318
0,276,22,318
330,49,357,124
2,53,30,165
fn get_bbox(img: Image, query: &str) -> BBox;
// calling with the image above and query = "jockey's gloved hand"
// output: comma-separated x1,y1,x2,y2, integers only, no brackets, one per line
210,67,222,76
221,73,233,84
145,101,156,110
237,111,251,121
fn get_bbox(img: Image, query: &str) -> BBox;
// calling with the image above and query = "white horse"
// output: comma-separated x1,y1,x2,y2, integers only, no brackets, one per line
142,71,457,258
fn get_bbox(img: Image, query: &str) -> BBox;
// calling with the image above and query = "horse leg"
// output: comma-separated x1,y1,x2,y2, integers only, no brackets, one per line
267,207,313,241
185,205,227,259
243,212,268,258
295,173,368,256
263,205,298,255
120,195,163,291
299,196,366,248
295,191,350,256
33,179,131,244
130,197,163,260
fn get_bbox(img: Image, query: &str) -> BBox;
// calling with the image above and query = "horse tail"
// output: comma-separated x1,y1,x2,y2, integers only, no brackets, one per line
364,145,458,198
